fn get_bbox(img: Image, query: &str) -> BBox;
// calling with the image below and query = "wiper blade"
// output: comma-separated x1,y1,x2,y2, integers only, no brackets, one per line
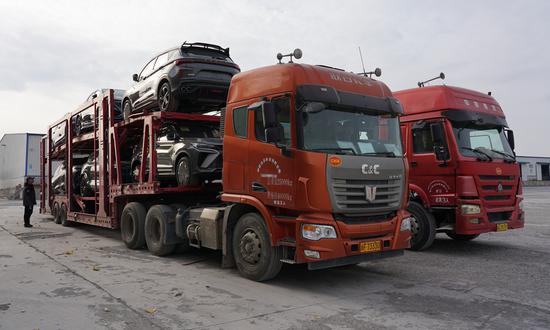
461,147,492,161
489,149,516,162
311,147,356,155
361,152,397,157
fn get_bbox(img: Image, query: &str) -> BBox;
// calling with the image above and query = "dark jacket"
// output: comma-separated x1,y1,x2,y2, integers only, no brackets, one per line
23,183,36,207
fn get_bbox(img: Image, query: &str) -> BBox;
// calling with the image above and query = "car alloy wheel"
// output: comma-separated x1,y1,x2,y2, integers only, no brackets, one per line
159,83,171,111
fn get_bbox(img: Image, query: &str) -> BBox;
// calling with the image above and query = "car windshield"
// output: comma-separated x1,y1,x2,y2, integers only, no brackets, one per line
174,124,220,138
180,48,233,62
299,104,402,157
452,123,514,161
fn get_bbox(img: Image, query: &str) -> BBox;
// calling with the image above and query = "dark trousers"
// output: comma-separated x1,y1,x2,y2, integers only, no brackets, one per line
24,206,33,225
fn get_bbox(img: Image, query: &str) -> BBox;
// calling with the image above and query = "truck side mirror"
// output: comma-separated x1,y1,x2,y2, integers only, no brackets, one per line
430,123,449,162
265,126,283,144
166,131,176,141
261,102,278,128
132,74,139,82
506,129,515,150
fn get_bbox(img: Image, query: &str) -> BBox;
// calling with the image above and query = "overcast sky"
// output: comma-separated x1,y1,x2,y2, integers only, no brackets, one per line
0,0,548,156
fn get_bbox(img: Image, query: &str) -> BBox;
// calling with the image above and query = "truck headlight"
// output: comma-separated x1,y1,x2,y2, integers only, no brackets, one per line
302,224,337,241
400,217,412,232
518,200,524,211
461,204,481,215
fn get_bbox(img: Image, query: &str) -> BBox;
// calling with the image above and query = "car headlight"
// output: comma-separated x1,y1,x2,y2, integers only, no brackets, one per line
461,204,481,215
302,224,337,241
400,217,412,232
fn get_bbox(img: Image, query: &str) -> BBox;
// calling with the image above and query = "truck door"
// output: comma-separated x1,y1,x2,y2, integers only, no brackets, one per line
408,120,456,206
247,96,295,209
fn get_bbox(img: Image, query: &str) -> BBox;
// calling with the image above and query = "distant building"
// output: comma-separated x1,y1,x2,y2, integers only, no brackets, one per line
0,133,44,198
517,155,550,184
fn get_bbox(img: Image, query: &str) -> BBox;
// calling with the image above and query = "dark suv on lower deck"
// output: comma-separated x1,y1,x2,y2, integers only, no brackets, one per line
131,120,222,186
122,42,240,120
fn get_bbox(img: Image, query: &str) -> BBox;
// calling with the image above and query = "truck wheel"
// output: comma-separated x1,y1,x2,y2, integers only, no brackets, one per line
53,202,61,224
446,233,479,241
170,204,190,253
121,202,147,249
158,81,176,112
123,100,132,122
407,201,436,251
232,212,283,281
59,204,68,226
145,205,176,256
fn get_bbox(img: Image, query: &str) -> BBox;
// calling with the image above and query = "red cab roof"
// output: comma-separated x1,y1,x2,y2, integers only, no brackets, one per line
394,85,505,118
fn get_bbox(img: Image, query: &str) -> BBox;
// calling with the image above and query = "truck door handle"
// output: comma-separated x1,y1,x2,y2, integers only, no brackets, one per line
411,161,418,167
251,182,267,192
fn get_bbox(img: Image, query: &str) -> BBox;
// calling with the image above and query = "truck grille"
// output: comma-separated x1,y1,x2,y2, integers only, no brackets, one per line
332,178,402,211
478,175,516,207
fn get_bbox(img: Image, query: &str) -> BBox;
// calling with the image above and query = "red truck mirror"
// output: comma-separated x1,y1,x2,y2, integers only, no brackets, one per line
506,129,515,150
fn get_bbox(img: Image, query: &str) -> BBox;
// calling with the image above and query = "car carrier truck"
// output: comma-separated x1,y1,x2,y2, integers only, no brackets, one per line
395,85,524,250
41,59,412,281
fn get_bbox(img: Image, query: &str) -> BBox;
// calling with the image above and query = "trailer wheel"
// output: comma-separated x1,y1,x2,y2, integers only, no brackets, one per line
145,205,176,256
407,201,436,251
59,204,69,226
170,204,190,253
232,212,282,281
446,233,479,241
121,202,147,249
53,202,61,224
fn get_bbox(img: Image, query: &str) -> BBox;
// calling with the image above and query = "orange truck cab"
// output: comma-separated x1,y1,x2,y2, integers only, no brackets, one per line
395,86,524,250
215,63,411,280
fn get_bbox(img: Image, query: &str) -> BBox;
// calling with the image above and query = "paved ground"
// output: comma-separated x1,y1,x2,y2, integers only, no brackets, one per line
1,188,549,330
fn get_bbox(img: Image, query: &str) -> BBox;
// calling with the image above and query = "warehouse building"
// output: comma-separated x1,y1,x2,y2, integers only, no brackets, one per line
517,155,550,185
0,133,43,198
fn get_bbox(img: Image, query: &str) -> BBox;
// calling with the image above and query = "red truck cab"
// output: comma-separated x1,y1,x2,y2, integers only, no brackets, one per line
395,85,524,250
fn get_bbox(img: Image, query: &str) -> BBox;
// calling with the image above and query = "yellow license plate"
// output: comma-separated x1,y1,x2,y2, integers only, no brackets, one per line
359,240,381,253
496,223,508,231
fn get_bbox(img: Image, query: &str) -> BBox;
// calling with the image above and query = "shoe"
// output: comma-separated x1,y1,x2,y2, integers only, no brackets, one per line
24,224,33,228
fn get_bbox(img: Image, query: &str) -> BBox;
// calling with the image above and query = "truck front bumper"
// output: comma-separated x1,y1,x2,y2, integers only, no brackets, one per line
291,210,411,267
454,197,524,235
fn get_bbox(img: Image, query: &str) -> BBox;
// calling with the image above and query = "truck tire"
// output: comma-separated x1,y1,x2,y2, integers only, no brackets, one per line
53,202,61,224
170,204,190,253
145,205,176,256
407,201,436,251
446,233,479,241
232,212,283,281
121,202,147,249
59,204,69,226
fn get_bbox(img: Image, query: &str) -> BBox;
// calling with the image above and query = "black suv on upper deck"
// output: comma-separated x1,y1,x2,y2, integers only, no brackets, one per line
122,42,240,121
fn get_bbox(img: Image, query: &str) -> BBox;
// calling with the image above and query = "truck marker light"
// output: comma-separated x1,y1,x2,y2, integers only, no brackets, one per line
304,250,320,259
329,156,342,167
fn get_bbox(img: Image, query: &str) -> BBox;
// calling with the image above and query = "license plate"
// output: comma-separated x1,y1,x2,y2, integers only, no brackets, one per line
496,223,508,231
359,240,381,253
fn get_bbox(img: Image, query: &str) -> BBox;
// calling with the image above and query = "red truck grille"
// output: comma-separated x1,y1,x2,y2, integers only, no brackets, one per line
477,174,516,208
332,178,402,212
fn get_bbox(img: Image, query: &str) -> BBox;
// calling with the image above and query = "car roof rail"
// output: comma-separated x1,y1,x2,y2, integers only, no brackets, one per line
181,41,230,56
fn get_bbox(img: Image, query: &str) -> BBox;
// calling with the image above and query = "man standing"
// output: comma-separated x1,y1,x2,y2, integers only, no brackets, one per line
23,177,36,228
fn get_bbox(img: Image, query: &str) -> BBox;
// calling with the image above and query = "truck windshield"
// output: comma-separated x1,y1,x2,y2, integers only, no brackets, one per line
452,123,514,161
299,105,402,157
